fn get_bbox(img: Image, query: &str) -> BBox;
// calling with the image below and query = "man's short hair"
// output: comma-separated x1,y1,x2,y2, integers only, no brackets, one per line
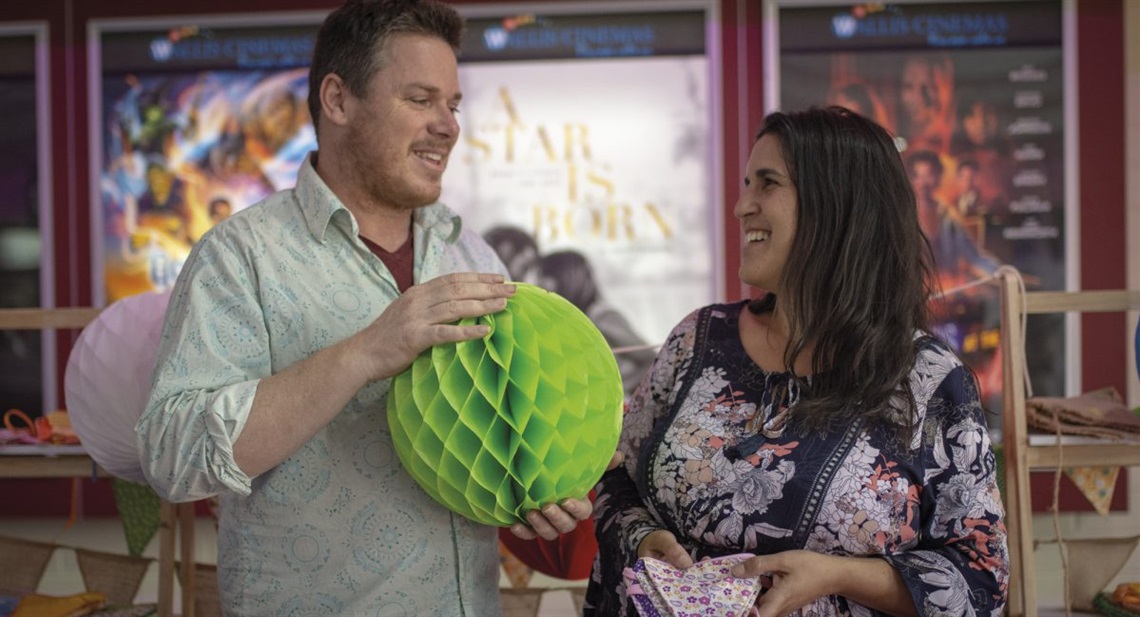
307,0,465,132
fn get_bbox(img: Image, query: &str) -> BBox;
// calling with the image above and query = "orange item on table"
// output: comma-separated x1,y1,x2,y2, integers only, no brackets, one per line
11,591,105,617
2,409,81,445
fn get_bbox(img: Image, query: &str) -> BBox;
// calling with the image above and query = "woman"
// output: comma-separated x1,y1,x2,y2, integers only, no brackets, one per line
585,108,1008,617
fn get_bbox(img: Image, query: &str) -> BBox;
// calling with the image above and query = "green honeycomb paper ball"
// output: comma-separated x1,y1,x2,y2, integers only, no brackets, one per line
387,283,624,527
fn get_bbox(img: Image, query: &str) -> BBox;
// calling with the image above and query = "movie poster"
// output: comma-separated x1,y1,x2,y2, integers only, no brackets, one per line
775,1,1067,413
94,8,719,397
95,21,320,303
445,9,718,396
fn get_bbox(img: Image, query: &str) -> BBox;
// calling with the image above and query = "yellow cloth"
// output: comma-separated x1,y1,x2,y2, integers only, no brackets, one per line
11,592,105,617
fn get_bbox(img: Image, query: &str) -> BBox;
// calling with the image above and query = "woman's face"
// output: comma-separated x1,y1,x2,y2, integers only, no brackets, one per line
734,134,798,293
963,102,997,147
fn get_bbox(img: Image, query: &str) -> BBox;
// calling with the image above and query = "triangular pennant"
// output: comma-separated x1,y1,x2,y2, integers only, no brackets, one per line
0,535,56,593
111,477,161,556
75,548,150,606
1062,536,1140,611
175,562,222,617
499,588,544,617
1063,465,1120,516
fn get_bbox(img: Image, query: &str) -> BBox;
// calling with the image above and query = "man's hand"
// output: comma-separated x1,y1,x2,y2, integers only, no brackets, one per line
637,529,693,569
506,449,623,541
508,498,593,541
351,272,514,382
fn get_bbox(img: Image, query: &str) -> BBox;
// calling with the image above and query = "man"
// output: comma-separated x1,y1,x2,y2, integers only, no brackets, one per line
206,196,233,226
907,149,998,283
138,1,591,614
897,54,954,154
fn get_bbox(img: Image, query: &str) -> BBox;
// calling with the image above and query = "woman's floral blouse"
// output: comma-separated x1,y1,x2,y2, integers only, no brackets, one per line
586,302,1008,616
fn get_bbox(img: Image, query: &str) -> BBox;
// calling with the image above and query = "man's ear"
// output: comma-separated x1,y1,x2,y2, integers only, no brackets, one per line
319,73,352,127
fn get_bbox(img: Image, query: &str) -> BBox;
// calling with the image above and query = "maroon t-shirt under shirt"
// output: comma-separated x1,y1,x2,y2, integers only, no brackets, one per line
360,235,414,293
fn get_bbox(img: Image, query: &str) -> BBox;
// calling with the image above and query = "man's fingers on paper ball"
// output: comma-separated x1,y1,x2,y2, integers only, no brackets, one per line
433,297,507,323
559,497,592,521
424,323,490,346
540,503,579,534
525,509,560,541
432,276,513,302
508,523,537,540
432,271,506,287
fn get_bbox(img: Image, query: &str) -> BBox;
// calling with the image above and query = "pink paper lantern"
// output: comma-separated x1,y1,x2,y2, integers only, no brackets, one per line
64,290,171,483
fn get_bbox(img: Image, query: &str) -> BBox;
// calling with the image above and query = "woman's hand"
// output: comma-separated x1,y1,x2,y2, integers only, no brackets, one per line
731,551,916,617
637,529,693,569
731,550,838,617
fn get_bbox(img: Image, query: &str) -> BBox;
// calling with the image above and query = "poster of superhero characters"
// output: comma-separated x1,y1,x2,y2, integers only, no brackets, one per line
94,20,319,303
772,0,1068,415
93,6,719,400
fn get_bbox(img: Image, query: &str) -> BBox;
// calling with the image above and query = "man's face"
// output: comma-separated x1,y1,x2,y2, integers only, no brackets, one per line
211,201,233,223
341,34,462,212
901,59,937,127
910,160,940,199
956,166,976,192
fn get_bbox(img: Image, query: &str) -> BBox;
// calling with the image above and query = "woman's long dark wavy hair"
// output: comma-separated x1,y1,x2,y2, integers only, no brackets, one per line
749,106,937,445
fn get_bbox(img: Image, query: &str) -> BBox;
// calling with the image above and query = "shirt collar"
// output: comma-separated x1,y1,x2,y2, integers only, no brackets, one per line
296,152,464,244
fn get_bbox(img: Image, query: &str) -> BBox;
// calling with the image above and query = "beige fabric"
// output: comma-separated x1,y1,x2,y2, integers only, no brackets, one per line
1027,387,1140,439
0,536,56,594
175,562,221,617
500,588,545,617
499,587,587,617
1052,536,1140,611
75,548,149,606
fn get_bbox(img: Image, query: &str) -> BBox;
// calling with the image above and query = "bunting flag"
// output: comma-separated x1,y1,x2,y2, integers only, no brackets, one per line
111,478,162,557
1057,536,1140,611
74,549,150,606
1063,466,1120,516
0,536,56,593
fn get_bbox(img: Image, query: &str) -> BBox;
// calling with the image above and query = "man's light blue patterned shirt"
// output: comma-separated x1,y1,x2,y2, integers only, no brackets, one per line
138,155,507,616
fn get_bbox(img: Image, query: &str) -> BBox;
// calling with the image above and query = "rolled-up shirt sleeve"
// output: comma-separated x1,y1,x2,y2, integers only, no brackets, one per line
137,231,264,502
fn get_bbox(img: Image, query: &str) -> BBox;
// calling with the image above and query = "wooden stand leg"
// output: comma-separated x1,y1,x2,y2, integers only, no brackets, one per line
158,501,176,617
179,503,197,617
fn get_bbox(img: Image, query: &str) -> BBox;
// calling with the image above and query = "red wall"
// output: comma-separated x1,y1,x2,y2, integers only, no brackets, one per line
0,0,1128,517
